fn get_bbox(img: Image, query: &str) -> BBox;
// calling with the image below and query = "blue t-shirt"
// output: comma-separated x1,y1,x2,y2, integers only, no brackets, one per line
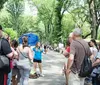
33,47,43,60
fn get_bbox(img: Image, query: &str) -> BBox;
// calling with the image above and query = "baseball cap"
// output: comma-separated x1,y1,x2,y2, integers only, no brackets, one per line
73,28,82,36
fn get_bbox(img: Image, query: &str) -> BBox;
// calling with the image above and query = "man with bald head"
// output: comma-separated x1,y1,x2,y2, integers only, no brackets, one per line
66,28,92,85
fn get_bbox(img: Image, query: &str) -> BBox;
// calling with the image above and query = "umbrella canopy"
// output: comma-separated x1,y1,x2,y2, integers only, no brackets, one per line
19,33,39,46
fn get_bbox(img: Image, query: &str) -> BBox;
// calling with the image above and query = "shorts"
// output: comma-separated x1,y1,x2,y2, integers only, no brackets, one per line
33,59,42,63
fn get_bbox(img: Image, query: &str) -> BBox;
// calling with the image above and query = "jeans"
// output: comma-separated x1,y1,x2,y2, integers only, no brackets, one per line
19,68,30,85
92,75,100,85
68,72,85,85
7,70,12,85
0,72,4,85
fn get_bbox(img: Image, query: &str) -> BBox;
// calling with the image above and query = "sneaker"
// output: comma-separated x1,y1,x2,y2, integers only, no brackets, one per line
40,74,44,77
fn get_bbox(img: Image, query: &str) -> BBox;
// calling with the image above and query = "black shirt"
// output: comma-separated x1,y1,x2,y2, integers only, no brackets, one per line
0,38,12,85
1,38,12,55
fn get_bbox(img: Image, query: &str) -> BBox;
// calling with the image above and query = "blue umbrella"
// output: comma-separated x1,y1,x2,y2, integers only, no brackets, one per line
19,33,39,46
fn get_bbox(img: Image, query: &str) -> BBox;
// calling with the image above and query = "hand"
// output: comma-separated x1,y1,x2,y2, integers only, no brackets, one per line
66,69,71,75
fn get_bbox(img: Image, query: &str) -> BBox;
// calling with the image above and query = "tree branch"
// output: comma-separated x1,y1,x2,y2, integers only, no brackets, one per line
82,32,91,39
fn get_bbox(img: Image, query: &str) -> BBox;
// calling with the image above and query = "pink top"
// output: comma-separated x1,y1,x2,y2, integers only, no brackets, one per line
10,60,13,69
66,47,70,53
10,47,18,69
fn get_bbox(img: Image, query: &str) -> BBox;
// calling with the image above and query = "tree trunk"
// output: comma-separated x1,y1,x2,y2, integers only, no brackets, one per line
88,0,99,39
54,0,63,42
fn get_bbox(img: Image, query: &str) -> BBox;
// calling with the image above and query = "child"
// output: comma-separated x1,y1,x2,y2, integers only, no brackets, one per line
63,40,70,85
7,39,19,85
33,42,44,77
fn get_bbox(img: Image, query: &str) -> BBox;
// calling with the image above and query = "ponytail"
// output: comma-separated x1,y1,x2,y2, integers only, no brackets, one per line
22,36,28,48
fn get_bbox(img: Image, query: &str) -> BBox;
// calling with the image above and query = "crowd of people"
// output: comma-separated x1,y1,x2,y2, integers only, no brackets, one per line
0,23,100,85
0,25,45,85
63,28,100,85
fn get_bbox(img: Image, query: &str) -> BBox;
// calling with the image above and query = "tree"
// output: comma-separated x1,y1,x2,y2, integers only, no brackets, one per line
18,15,39,36
32,0,55,43
62,14,75,43
87,0,100,39
6,0,24,35
54,0,72,42
0,0,8,10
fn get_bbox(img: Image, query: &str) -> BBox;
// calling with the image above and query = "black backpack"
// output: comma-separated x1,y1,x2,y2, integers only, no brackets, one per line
76,41,92,77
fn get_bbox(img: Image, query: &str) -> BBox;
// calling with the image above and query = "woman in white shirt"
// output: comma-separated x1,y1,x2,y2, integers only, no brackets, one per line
89,39,98,62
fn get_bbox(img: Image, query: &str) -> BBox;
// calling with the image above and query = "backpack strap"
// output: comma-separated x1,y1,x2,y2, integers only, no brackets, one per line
75,40,87,55
74,40,87,73
18,48,28,58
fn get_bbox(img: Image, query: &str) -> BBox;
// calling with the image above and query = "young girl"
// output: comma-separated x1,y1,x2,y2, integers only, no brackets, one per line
7,39,19,85
33,42,44,77
11,40,20,85
63,40,70,85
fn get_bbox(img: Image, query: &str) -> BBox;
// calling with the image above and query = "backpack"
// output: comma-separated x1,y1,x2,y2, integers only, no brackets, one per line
76,41,92,77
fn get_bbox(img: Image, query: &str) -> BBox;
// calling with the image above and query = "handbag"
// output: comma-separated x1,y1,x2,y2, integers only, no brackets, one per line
0,39,10,73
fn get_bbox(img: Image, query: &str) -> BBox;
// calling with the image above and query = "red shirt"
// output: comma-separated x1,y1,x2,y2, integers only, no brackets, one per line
66,47,70,53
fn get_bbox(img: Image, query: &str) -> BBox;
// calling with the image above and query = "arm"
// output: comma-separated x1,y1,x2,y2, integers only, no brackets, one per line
7,52,13,59
66,41,75,73
67,54,74,69
28,48,33,60
2,39,13,58
92,59,100,67
63,50,69,58
11,47,18,59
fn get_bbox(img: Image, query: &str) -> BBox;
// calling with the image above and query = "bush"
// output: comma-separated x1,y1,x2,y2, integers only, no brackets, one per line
4,28,18,40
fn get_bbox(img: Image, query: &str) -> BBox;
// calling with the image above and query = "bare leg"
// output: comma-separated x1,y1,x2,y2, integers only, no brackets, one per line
34,62,37,73
38,63,42,74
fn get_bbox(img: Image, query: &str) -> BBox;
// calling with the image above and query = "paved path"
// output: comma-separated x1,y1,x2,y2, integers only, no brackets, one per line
29,51,66,85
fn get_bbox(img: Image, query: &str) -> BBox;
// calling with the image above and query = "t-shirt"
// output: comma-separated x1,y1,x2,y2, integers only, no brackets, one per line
70,39,92,73
96,51,100,59
1,38,12,55
66,47,70,53
0,38,12,85
90,47,98,59
33,47,43,60
1,39,12,69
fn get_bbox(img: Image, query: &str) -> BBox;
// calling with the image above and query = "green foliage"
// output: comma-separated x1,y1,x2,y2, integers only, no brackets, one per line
6,0,24,34
54,0,72,42
4,28,18,40
0,0,8,10
0,8,10,28
62,14,75,43
18,15,39,36
32,0,55,43
0,0,100,44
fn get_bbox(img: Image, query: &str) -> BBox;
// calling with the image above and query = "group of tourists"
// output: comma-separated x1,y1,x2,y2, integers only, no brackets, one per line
1,23,100,85
63,28,100,85
0,25,45,85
